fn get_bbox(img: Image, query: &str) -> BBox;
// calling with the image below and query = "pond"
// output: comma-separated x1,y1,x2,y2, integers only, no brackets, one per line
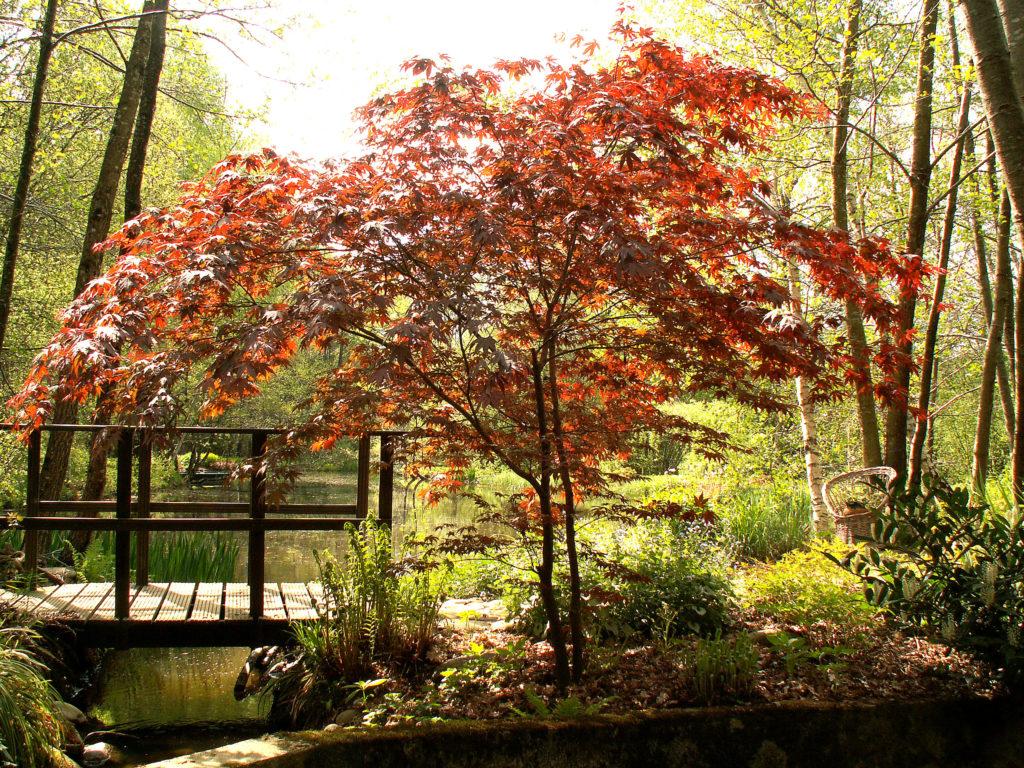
84,472,486,764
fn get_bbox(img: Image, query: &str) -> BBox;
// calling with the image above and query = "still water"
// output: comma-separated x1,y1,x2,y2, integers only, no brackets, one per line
86,473,481,738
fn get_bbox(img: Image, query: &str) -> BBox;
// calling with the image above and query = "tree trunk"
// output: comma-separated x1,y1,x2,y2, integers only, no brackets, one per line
973,193,1014,494
0,0,60,363
885,0,940,480
960,0,1024,502
40,1,156,501
832,0,883,467
908,29,972,488
547,341,584,682
81,0,168,505
531,348,570,692
788,264,829,531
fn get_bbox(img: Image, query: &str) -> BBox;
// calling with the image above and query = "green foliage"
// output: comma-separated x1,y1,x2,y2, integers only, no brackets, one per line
0,620,63,768
513,688,603,718
719,485,811,561
600,521,734,641
270,518,446,726
743,542,876,634
688,632,758,705
763,631,855,675
70,531,240,582
832,478,1024,671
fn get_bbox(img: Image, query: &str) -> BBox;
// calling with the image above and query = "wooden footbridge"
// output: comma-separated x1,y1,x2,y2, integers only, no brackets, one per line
0,424,398,647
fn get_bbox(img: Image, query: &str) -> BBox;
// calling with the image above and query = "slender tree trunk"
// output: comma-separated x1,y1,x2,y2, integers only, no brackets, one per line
832,0,882,467
909,27,973,488
960,0,1024,502
995,0,1024,97
531,348,570,692
973,193,1015,493
788,264,829,530
81,0,168,505
40,1,156,501
886,0,940,480
546,343,584,682
0,0,59,362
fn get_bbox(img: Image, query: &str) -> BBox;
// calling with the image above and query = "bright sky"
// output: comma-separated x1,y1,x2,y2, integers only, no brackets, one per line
206,1,623,159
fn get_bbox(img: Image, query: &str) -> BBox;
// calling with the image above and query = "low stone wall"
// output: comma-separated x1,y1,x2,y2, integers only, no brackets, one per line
149,695,1024,768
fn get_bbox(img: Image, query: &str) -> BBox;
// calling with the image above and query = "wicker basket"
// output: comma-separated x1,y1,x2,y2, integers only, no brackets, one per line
823,467,897,545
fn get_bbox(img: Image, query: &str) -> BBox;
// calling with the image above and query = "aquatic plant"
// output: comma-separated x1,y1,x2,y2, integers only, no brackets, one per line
71,531,240,582
0,620,63,768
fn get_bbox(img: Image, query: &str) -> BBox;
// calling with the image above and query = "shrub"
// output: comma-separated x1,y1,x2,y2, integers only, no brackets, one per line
743,542,876,633
70,531,240,582
831,478,1024,672
269,518,446,726
0,620,63,768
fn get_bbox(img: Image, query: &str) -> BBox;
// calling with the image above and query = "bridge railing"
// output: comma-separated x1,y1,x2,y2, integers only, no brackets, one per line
4,424,398,621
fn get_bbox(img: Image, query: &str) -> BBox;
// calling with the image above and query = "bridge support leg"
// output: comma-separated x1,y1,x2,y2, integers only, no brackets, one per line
23,429,40,579
248,430,267,621
115,428,133,620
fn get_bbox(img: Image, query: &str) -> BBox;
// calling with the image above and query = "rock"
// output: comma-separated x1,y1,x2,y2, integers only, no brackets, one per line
41,566,78,585
82,741,122,767
234,646,285,700
323,723,341,732
334,709,362,726
57,701,89,727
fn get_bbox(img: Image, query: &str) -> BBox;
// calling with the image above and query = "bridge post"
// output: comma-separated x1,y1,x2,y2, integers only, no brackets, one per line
23,428,41,577
115,428,133,620
356,435,371,519
378,434,394,527
248,430,267,620
135,435,151,586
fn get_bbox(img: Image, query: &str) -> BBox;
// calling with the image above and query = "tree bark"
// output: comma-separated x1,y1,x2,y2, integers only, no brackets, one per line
788,264,829,531
832,0,883,467
885,0,940,480
81,0,168,506
960,0,1024,501
908,75,972,488
40,0,156,501
531,348,570,692
547,342,584,682
973,192,1014,494
0,0,60,363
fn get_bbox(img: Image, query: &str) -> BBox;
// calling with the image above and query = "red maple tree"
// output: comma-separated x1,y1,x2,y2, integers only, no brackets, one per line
13,21,917,687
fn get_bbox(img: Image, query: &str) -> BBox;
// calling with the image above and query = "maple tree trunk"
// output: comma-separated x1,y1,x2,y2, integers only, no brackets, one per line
833,0,883,468
960,0,1024,503
908,67,972,488
547,343,584,682
81,0,168,506
41,1,156,501
885,0,939,481
0,0,59,363
973,193,1014,494
788,264,829,531
531,349,571,692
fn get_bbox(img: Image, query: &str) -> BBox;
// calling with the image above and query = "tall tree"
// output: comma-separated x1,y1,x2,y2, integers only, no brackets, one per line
38,0,157,500
833,0,883,467
0,0,60,361
80,0,169,505
960,0,1024,500
885,0,940,479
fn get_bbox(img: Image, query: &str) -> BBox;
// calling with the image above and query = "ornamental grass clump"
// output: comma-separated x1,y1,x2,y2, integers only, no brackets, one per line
0,622,64,768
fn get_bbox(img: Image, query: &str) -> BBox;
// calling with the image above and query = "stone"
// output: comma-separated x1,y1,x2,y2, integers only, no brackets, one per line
334,709,362,726
82,741,123,767
323,723,341,732
58,701,89,726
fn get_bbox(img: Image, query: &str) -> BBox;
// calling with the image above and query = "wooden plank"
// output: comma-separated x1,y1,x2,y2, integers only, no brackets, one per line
34,583,86,618
224,583,249,620
189,582,223,622
129,582,169,621
93,584,123,621
70,582,113,622
158,582,195,621
306,582,327,616
281,582,317,620
15,517,358,532
262,583,287,620
0,588,27,611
